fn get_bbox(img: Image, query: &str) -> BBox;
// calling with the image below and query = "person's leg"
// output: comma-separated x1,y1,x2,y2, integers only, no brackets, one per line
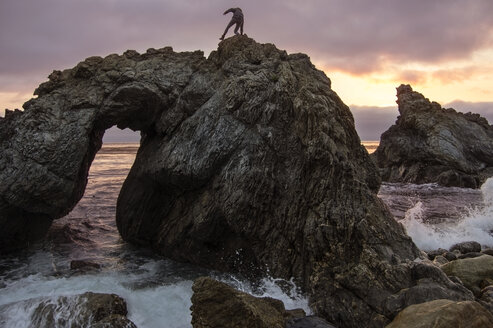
240,21,244,35
234,22,240,35
220,20,235,40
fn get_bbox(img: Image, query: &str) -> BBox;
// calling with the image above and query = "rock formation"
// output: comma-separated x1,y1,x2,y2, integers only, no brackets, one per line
0,36,474,327
191,277,304,328
386,299,493,328
190,277,335,328
373,84,493,188
441,255,493,296
0,292,137,328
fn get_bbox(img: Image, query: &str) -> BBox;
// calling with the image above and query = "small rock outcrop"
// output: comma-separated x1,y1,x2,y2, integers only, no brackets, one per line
190,277,309,328
29,292,135,328
450,241,482,254
373,84,493,188
386,299,493,328
0,36,475,327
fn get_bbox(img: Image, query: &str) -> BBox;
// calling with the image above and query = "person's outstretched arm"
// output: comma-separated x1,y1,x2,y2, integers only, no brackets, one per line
223,8,234,15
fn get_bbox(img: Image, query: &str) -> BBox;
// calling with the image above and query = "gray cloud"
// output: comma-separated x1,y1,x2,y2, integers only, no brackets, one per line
1,0,493,136
1,0,492,77
444,101,493,124
350,105,398,141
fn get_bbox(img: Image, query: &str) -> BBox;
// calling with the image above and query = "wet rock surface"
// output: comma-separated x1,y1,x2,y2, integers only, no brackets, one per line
191,277,336,328
0,36,474,327
190,277,298,328
373,84,493,188
440,255,493,296
386,299,493,328
450,241,481,254
27,292,135,328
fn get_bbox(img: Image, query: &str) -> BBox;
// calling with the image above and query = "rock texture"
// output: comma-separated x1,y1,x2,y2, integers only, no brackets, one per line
0,36,474,327
450,241,482,254
191,277,336,328
30,292,135,328
191,277,300,328
386,299,493,328
373,84,493,188
441,255,493,296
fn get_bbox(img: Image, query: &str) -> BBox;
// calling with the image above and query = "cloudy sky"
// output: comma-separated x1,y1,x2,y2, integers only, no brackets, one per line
1,0,492,141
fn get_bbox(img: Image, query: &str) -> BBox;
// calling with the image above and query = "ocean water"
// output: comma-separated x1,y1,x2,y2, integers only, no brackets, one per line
0,144,310,328
1,142,493,327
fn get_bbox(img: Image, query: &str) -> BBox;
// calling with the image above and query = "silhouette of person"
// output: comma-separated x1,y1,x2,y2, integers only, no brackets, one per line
220,8,244,40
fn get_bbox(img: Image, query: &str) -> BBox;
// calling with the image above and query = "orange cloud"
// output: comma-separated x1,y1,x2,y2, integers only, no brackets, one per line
431,66,482,84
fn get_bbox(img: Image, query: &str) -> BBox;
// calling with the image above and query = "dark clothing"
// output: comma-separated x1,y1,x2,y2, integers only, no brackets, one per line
220,8,244,40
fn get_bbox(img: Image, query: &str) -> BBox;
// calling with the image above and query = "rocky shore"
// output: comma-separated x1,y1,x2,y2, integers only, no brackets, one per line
0,292,136,328
191,277,336,328
373,84,493,188
0,36,483,327
383,241,493,327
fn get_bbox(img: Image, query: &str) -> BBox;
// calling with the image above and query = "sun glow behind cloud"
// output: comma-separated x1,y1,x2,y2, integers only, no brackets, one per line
1,0,491,141
315,47,493,108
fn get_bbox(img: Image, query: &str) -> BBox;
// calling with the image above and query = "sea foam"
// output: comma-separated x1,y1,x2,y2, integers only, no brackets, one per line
402,178,493,251
0,259,310,328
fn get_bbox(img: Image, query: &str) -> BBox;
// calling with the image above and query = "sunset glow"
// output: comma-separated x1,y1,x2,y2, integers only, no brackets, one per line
315,47,493,108
1,0,492,140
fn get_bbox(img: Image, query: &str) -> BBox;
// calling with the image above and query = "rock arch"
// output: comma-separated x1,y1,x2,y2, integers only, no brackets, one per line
0,36,473,327
0,45,205,252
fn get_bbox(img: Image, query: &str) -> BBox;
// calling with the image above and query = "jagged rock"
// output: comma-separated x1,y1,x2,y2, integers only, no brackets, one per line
190,277,338,328
372,85,493,188
385,299,493,328
426,248,447,260
190,276,294,328
382,262,473,316
30,292,136,328
441,255,493,296
0,36,474,327
450,241,482,254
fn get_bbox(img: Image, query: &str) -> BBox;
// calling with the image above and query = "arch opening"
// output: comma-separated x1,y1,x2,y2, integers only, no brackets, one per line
47,128,140,257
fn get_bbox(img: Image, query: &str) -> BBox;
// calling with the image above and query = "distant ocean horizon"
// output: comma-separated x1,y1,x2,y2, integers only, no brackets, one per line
101,140,380,153
361,140,379,154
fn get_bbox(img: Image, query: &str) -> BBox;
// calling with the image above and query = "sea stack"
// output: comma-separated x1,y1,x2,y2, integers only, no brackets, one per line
0,36,473,327
373,84,493,188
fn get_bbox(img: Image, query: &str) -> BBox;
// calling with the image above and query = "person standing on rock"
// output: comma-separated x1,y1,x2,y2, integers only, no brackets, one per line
220,8,244,40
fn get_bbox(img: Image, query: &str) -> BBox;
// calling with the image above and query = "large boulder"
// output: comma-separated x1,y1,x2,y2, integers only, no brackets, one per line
0,36,474,327
385,299,493,328
441,255,493,295
372,84,493,188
